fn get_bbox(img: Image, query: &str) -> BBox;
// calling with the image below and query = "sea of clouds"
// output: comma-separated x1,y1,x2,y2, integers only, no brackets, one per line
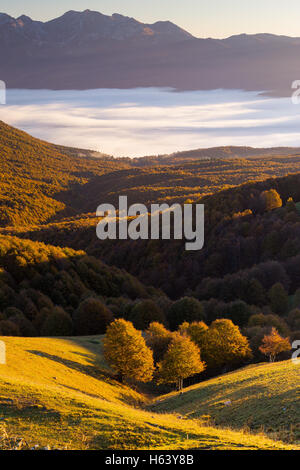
1,88,300,157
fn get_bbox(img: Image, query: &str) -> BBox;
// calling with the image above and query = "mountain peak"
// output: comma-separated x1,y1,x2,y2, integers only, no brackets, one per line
16,15,33,26
4,9,194,45
0,12,13,24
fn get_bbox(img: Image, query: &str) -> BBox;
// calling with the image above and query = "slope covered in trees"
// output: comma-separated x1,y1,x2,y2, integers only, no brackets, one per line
0,120,129,226
0,235,163,337
2,121,300,349
16,174,300,347
3,121,300,226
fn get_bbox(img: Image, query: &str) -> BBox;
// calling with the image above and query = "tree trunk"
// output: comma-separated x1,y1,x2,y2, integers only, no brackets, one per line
117,373,123,383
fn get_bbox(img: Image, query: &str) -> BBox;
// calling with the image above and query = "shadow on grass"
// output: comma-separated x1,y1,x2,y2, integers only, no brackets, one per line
27,349,114,382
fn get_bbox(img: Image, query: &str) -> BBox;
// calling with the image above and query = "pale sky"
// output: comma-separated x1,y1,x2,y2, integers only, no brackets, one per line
1,0,300,39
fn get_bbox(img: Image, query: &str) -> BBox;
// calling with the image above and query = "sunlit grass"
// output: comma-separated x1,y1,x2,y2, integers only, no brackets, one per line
152,360,300,444
0,336,298,450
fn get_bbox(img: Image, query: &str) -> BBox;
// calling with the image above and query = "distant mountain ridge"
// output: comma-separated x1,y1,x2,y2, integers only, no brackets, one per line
133,146,300,166
0,9,299,93
0,10,193,45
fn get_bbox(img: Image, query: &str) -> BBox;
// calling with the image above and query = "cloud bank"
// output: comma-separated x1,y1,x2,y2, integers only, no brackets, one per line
1,88,300,157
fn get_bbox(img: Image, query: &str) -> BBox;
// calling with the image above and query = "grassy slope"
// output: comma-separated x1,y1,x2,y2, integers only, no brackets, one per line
0,337,298,450
152,361,300,444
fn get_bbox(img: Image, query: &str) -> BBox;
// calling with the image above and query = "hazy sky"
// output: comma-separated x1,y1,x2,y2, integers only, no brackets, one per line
1,0,300,39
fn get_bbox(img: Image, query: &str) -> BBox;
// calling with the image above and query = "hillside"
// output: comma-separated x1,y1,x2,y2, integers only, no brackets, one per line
16,173,300,300
152,360,300,443
0,336,297,450
0,120,129,226
134,146,300,166
4,121,300,228
0,235,163,337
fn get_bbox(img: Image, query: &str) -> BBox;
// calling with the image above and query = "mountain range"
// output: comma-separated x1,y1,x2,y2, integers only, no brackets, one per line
0,9,299,93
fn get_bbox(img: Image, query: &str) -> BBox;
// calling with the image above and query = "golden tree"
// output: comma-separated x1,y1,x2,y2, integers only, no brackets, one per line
145,322,174,364
260,189,282,211
104,319,154,383
259,327,290,362
157,333,205,390
202,319,252,370
179,321,208,347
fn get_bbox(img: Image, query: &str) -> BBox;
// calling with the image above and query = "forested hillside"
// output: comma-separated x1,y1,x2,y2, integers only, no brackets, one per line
3,121,300,227
13,174,300,356
0,235,163,337
2,121,300,347
0,121,129,226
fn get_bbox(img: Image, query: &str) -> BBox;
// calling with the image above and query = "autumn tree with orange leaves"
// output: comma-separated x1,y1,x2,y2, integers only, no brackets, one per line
259,328,290,362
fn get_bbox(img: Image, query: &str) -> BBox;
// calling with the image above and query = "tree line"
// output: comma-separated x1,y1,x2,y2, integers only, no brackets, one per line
104,318,291,391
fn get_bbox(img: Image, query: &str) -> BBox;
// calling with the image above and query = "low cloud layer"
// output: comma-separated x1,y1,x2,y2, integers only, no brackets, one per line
1,88,300,157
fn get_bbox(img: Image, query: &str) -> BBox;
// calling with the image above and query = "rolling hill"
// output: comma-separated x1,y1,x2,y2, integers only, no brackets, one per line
0,335,297,450
152,359,300,444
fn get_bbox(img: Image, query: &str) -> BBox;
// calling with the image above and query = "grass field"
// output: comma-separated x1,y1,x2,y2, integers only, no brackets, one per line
0,336,298,450
152,361,300,444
